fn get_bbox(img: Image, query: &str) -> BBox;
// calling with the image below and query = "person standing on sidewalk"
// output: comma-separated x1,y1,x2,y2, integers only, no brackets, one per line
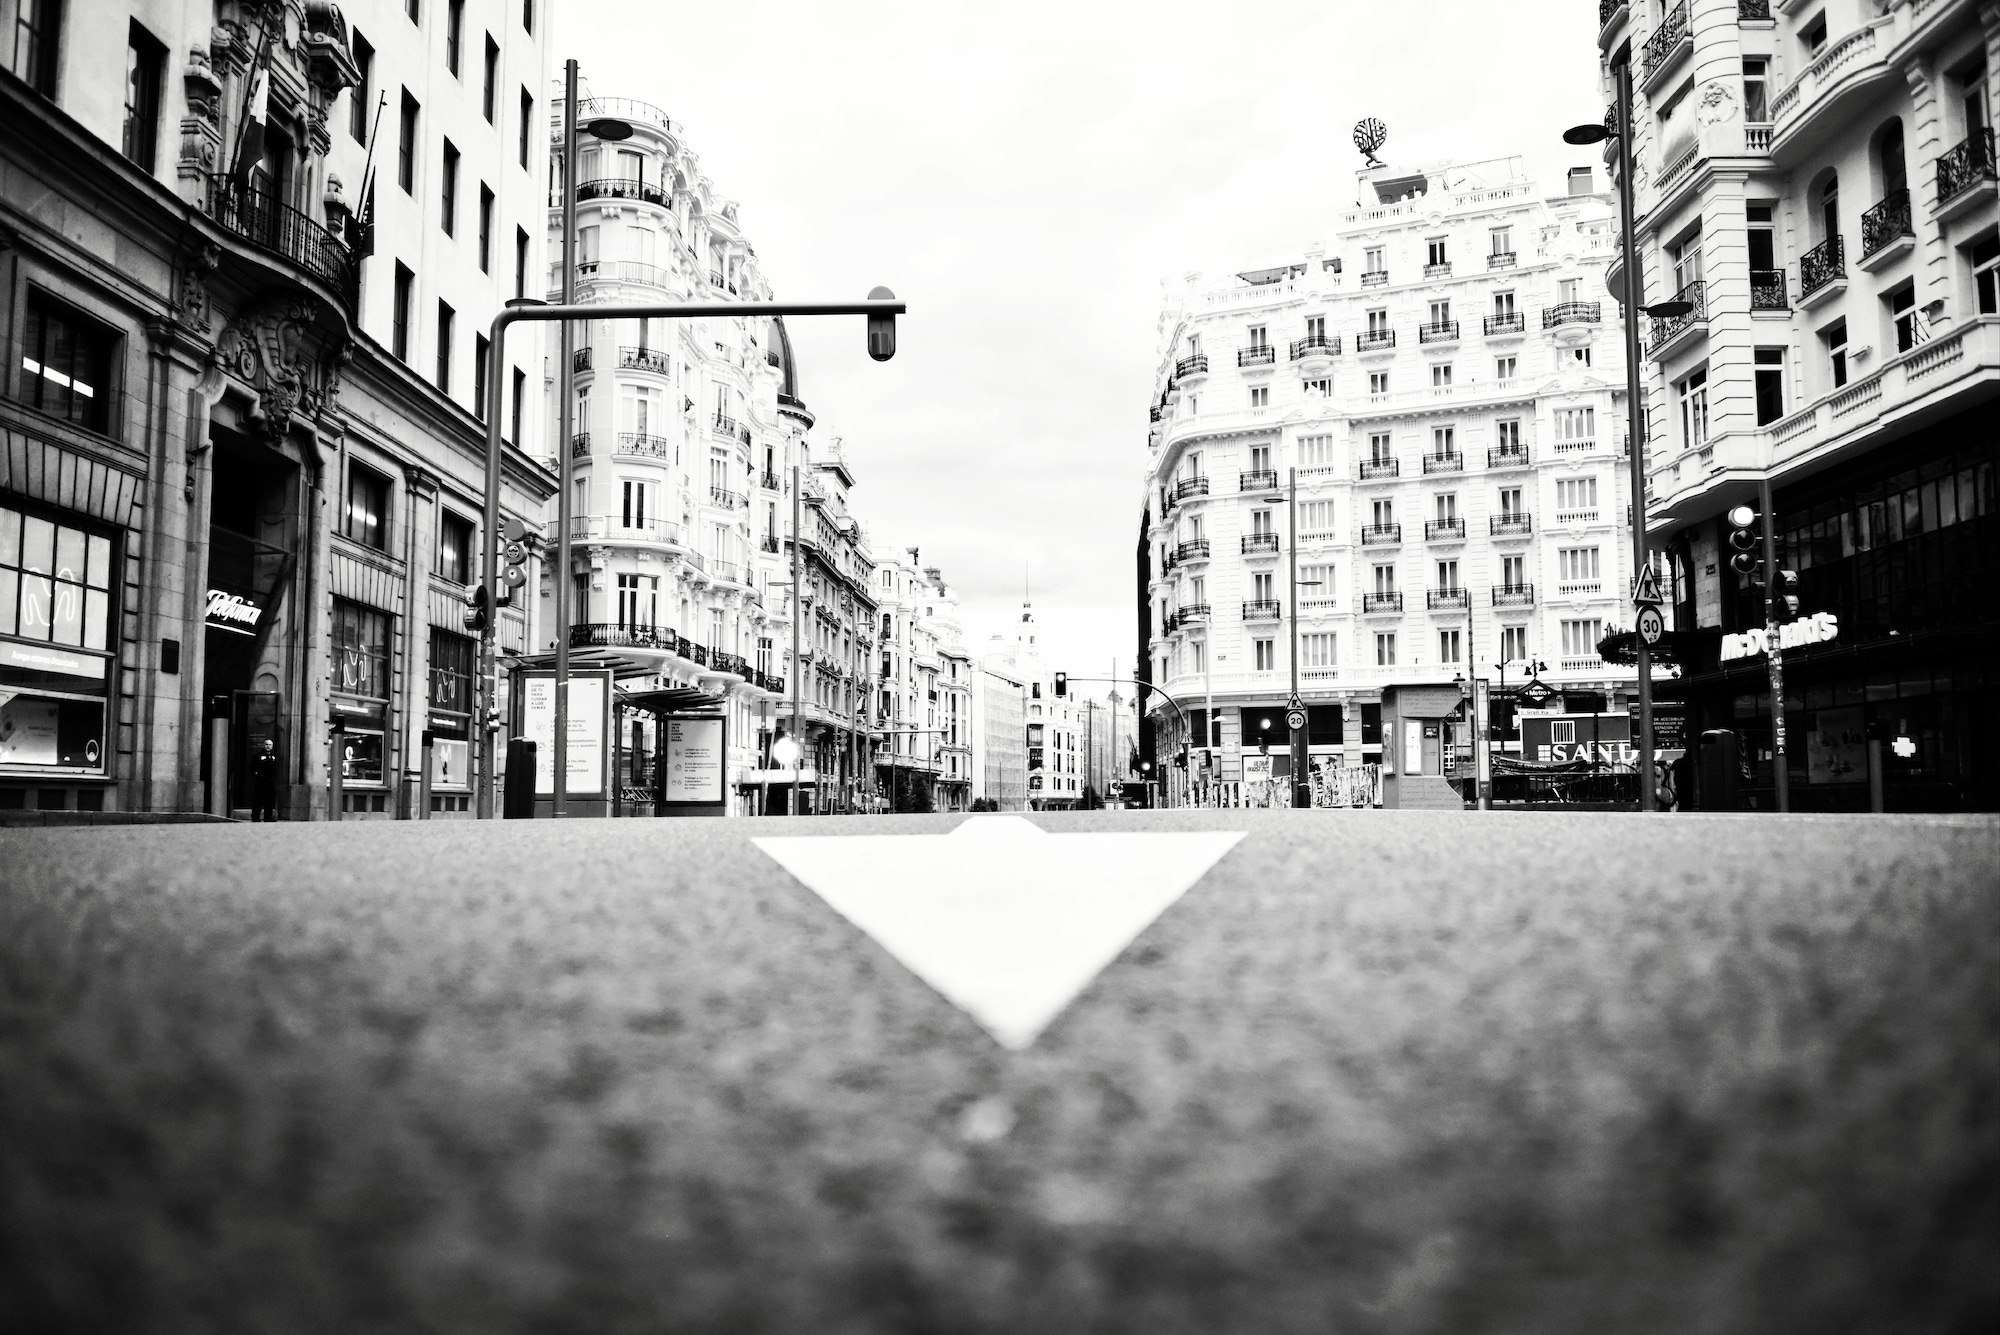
249,738,280,823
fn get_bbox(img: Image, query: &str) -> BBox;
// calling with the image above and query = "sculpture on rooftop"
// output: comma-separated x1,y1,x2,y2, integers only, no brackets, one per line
1353,118,1387,168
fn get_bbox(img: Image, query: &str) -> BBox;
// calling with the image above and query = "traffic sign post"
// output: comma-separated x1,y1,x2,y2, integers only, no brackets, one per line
1635,604,1666,646
1285,705,1307,733
1630,559,1665,608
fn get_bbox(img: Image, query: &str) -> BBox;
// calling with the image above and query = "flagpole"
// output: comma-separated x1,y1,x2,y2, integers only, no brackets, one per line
225,18,277,186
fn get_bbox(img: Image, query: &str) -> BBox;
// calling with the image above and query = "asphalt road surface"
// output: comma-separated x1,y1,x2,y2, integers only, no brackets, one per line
2,810,1995,1335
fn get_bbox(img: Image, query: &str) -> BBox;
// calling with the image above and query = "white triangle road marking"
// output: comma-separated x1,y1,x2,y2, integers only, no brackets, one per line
753,816,1245,1049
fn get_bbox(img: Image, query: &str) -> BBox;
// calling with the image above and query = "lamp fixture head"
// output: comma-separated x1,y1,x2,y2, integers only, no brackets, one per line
1563,123,1613,146
583,117,634,141
1645,299,1695,319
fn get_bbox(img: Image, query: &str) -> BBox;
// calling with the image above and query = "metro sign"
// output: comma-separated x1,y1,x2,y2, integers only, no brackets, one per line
1719,611,1838,663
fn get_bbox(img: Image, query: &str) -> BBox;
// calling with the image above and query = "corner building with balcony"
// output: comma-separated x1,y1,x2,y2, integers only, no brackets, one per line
870,547,971,812
1139,157,1641,803
1598,0,2000,809
1,0,556,819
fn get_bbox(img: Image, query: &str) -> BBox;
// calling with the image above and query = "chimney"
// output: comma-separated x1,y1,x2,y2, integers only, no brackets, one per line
1568,166,1595,196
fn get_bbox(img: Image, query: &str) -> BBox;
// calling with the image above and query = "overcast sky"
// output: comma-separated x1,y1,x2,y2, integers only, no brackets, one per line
556,1,1609,685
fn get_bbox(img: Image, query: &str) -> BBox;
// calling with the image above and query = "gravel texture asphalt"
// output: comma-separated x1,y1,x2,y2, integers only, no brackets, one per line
1,810,1996,1335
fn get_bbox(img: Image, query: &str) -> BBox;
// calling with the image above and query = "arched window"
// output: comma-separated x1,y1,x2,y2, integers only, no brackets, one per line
1877,120,1907,200
1818,173,1840,243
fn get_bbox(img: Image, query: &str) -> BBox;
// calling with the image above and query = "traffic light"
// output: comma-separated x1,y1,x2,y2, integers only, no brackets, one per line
866,286,897,362
1770,567,1801,623
499,516,531,605
1053,672,1067,697
462,584,490,632
1175,744,1188,769
1726,504,1764,586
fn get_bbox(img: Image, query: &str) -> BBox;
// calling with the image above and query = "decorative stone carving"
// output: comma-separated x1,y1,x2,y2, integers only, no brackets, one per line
173,242,221,333
1696,80,1737,125
213,295,351,438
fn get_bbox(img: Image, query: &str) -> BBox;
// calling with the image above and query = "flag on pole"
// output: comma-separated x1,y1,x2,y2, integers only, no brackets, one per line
234,61,269,188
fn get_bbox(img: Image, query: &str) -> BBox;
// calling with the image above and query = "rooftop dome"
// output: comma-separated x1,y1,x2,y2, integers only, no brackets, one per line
769,315,802,405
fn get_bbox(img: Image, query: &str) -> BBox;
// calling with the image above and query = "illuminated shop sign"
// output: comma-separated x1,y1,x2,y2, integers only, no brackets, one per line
1719,612,1839,664
205,589,264,634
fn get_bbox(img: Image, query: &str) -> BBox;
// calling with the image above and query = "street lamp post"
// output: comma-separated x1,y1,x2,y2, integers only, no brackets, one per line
1567,69,1693,815
1264,468,1323,809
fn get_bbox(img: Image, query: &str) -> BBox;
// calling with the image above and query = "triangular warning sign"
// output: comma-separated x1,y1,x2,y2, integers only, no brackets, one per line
754,817,1243,1048
1631,559,1664,606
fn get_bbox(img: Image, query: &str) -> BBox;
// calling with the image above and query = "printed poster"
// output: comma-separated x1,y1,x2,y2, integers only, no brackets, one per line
664,717,725,803
523,673,608,796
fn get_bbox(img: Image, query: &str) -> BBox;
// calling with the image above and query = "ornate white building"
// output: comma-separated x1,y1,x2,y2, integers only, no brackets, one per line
1139,156,1642,802
870,546,971,811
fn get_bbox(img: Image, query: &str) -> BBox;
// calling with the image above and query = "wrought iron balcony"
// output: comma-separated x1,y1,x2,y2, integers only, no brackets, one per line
1242,599,1283,621
1488,447,1531,469
1419,320,1460,344
1176,538,1211,561
1487,251,1517,270
1362,592,1403,613
1491,583,1535,606
1938,128,1996,204
708,561,743,587
760,470,782,491
1356,329,1396,351
1751,268,1788,310
200,174,358,311
571,622,680,651
1647,279,1706,351
1641,1,1689,77
1359,458,1399,480
712,412,738,437
1175,353,1209,377
1174,476,1210,500
1427,589,1471,610
1289,335,1340,360
1490,514,1534,537
616,432,673,458
1178,602,1211,622
709,487,744,509
1424,262,1453,278
1360,523,1401,546
571,433,591,457
1149,404,1164,423
621,346,670,374
1424,518,1466,541
1484,312,1525,336
1362,270,1389,287
1799,236,1844,299
575,176,668,206
1238,346,1276,367
707,269,734,292
760,535,780,552
1241,533,1280,555
1738,0,1770,16
1861,190,1913,258
1422,453,1464,475
572,348,593,373
1543,301,1602,328
1239,469,1279,492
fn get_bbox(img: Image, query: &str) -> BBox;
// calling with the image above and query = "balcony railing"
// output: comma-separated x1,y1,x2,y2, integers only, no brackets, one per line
1419,320,1460,344
571,433,591,457
616,432,673,459
1641,1,1690,77
1289,335,1340,360
1238,346,1276,367
1745,123,1772,152
1484,312,1525,335
575,176,668,206
1799,235,1844,299
1937,129,1995,205
1241,533,1280,555
1362,270,1389,287
1423,261,1453,278
1487,251,1517,270
621,346,670,374
1360,523,1401,545
1422,453,1463,474
1751,268,1789,310
571,622,680,652
1861,190,1913,259
1424,518,1466,541
759,470,782,492
1491,583,1535,607
1239,469,1279,492
1174,476,1210,500
760,535,780,553
1543,301,1602,328
1149,405,1164,423
1738,0,1769,17
1427,589,1470,610
1175,353,1209,376
708,561,743,587
572,348,593,373
1176,538,1211,561
1648,279,1706,351
709,487,744,509
1488,447,1531,469
1242,599,1283,621
1356,329,1396,351
1359,458,1399,479
711,412,738,438
200,175,358,311
1490,514,1534,537
1362,592,1403,613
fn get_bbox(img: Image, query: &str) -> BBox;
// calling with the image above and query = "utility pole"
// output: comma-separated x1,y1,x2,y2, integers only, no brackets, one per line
1760,473,1789,811
1614,56,1657,812
791,462,803,817
551,59,579,818
1286,466,1306,808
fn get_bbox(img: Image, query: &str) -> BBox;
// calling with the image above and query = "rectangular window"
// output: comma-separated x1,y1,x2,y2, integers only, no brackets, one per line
1435,559,1460,592
523,0,534,33
1554,406,1595,446
1500,625,1528,662
519,89,533,169
350,32,373,142
1493,290,1516,318
1498,487,1523,517
1679,367,1710,447
1300,500,1337,534
1302,377,1333,396
428,627,474,717
1299,434,1337,467
440,139,458,234
1495,354,1518,381
477,184,493,270
514,226,530,299
1369,433,1392,463
1364,246,1385,274
392,263,414,360
398,90,419,193
472,334,489,419
1302,632,1336,668
1824,320,1848,388
18,294,114,433
15,0,62,95
1890,285,1919,353
1754,347,1785,424
1743,58,1768,123
1247,324,1269,349
344,462,390,550
1490,226,1513,256
482,34,498,120
439,300,458,392
1495,418,1522,452
1972,235,2000,314
1438,629,1461,663
1427,237,1448,267
1368,371,1390,396
445,0,462,75
0,501,116,651
1375,632,1397,666
1428,298,1451,325
1249,385,1269,408
122,21,165,172
1559,547,1602,585
1371,562,1396,594
1434,493,1457,522
332,598,391,702
1252,572,1274,602
1301,562,1334,592
1430,425,1456,456
1254,638,1275,671
1556,477,1599,515
1561,618,1605,659
1500,554,1526,586
620,477,653,527
1304,315,1325,340
436,511,474,584
1366,307,1389,334
510,368,525,446
1431,363,1452,388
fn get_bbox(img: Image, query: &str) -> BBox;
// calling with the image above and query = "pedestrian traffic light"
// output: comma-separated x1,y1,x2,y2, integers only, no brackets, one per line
499,516,531,605
1053,672,1067,697
866,285,897,362
1175,744,1188,769
1770,568,1801,623
462,584,490,632
1726,504,1764,585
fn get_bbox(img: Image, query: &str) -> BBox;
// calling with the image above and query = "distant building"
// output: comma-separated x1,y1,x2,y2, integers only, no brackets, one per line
971,663,1027,810
981,601,1087,808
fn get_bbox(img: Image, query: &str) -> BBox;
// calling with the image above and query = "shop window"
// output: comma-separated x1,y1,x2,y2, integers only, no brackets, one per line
428,625,473,715
0,501,115,650
332,599,391,701
344,462,390,550
18,293,115,434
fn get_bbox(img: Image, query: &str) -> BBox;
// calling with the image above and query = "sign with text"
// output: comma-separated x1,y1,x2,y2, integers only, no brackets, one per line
664,716,726,803
205,588,266,636
1521,712,1637,767
522,671,610,796
1720,612,1839,663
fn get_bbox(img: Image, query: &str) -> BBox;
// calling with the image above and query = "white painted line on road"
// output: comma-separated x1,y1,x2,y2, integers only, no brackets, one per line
754,816,1245,1049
